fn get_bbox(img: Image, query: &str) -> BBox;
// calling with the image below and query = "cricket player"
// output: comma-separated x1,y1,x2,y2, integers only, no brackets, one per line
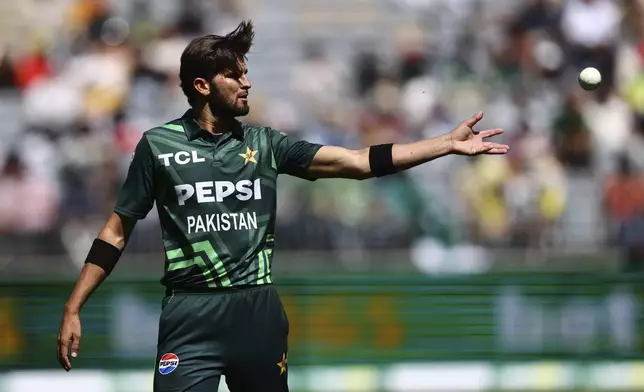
56,20,509,392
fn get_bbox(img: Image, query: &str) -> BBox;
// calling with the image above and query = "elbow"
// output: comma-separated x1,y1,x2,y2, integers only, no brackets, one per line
97,213,130,250
98,227,126,249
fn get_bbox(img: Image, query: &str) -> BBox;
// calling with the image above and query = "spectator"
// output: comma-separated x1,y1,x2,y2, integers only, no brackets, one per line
0,0,643,257
603,153,644,270
12,45,52,91
0,152,61,254
551,93,593,171
0,51,16,90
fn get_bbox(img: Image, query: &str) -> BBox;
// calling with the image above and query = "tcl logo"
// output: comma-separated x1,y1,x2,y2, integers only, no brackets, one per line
158,151,205,166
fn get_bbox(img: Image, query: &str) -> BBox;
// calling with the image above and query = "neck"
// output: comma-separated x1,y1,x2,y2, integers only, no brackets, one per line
194,103,233,135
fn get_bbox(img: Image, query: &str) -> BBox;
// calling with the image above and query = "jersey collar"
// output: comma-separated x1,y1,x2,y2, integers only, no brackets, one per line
180,109,245,142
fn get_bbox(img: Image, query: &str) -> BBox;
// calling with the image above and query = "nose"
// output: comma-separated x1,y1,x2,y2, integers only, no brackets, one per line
240,73,251,89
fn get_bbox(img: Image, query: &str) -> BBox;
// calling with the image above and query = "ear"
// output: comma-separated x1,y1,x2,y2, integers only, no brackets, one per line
193,77,211,98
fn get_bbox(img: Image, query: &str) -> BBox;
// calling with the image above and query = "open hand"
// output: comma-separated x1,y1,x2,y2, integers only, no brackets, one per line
57,310,81,371
449,111,510,156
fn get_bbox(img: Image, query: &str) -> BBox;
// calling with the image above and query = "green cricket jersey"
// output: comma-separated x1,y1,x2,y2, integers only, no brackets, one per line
114,109,322,288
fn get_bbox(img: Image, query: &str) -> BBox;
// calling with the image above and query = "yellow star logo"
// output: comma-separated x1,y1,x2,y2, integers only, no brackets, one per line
276,353,287,375
239,146,258,165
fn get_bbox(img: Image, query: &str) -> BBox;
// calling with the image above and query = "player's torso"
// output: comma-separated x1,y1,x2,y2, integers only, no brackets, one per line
146,123,278,287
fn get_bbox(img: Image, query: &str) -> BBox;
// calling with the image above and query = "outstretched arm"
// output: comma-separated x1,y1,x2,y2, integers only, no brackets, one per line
307,111,509,180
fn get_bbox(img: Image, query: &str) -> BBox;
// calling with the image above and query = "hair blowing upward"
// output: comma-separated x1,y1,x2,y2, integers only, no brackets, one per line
179,20,255,105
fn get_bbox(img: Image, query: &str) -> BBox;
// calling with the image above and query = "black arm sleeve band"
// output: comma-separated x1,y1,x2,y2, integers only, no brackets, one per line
84,238,122,276
369,143,397,177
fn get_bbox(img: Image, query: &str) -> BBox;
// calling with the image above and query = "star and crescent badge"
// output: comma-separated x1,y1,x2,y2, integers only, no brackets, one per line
239,146,258,165
277,353,287,375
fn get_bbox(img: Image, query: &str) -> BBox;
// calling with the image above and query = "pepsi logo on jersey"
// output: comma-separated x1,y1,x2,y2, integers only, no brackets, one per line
175,179,262,206
158,353,179,375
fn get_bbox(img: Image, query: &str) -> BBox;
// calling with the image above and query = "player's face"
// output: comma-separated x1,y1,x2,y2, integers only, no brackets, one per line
210,60,251,117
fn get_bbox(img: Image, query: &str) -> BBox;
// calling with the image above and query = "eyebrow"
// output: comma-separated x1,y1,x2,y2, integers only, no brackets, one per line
224,67,247,75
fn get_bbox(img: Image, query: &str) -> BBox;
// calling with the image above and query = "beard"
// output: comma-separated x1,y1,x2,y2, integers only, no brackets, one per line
228,97,250,117
209,88,250,118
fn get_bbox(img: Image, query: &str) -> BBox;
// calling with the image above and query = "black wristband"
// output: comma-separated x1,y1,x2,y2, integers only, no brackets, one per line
369,143,396,177
85,238,121,276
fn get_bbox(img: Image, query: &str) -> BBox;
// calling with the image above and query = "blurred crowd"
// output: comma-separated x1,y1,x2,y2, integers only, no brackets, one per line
0,0,644,269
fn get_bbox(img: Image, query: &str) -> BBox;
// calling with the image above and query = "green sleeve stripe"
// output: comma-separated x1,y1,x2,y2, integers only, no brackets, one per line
266,234,275,242
166,248,184,260
161,124,184,133
191,241,231,287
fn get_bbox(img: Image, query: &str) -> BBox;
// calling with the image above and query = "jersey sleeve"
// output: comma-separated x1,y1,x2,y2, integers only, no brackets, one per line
268,128,323,180
114,135,156,219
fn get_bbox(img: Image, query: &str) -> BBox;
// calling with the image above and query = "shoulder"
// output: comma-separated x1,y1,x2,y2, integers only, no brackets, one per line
240,122,273,136
131,119,188,157
240,123,290,144
240,122,284,146
143,119,186,139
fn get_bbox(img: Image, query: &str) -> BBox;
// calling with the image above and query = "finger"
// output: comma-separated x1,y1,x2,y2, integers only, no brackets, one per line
479,128,504,139
463,111,484,128
482,142,509,150
485,147,510,154
481,143,510,154
58,338,71,371
71,333,81,359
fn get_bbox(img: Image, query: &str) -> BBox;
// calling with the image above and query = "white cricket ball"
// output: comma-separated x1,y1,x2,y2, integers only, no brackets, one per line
578,67,601,91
